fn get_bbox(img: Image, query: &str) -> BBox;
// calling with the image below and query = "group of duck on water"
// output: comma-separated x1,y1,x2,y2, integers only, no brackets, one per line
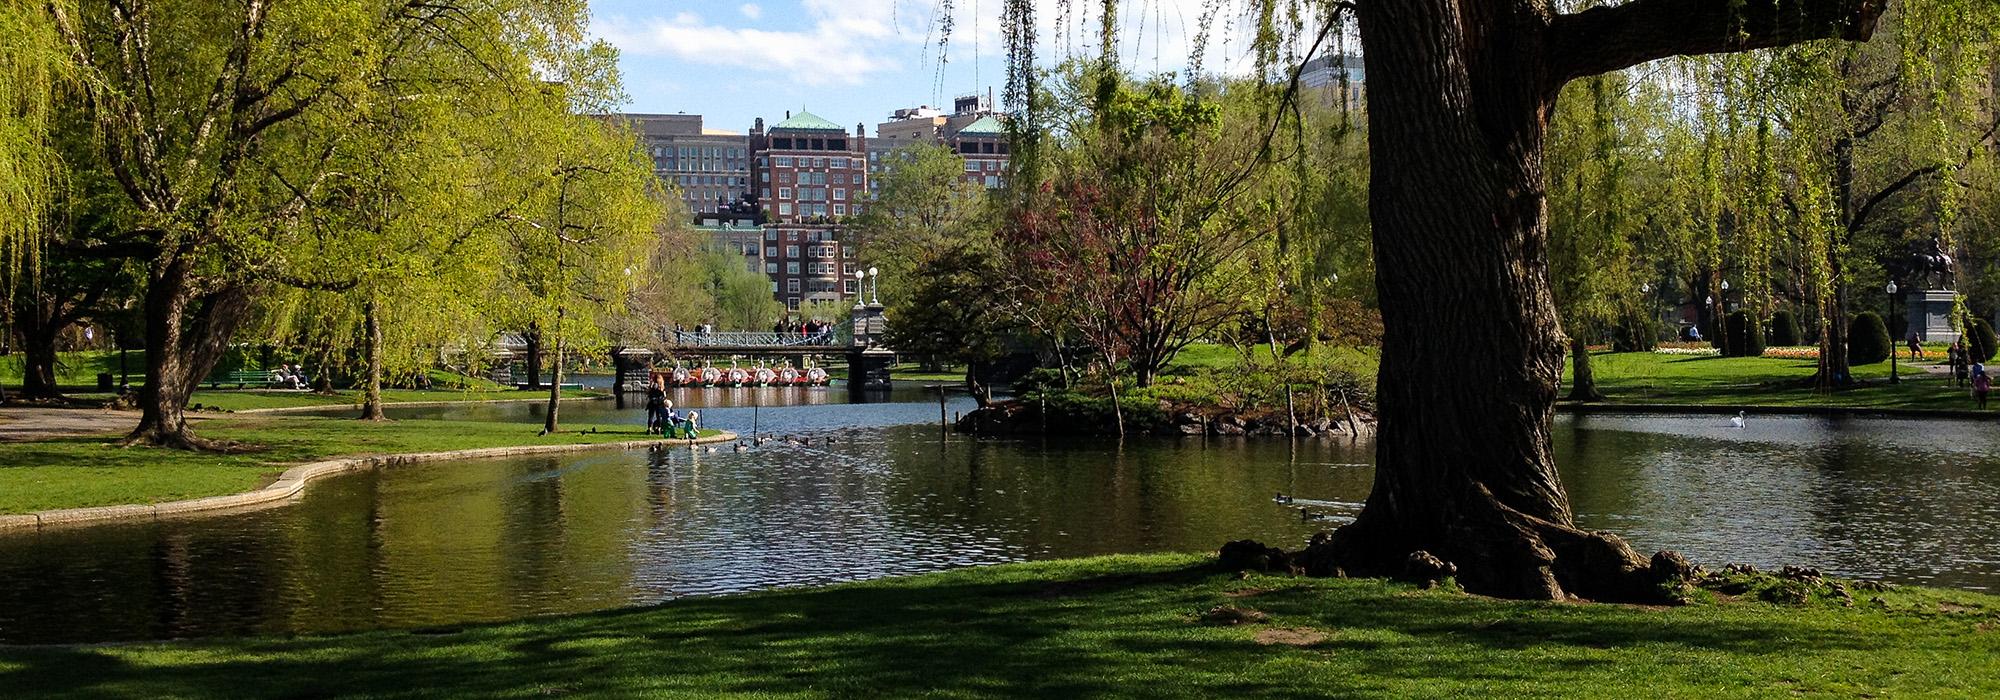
649,362,831,388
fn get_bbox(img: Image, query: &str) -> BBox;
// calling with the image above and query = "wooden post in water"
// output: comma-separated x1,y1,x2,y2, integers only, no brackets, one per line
932,384,948,440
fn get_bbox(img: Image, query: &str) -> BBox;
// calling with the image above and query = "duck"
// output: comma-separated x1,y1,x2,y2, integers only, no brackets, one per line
733,442,749,452
1730,411,1746,429
1273,492,1294,504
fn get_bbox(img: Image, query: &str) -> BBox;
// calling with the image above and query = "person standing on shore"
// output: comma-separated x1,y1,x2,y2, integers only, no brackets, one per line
645,379,667,434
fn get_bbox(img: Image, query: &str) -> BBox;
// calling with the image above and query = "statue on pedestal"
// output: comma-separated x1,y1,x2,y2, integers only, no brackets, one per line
1909,234,1956,290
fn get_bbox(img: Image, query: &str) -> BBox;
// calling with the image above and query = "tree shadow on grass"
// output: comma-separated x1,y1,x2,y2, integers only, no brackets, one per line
0,563,1977,699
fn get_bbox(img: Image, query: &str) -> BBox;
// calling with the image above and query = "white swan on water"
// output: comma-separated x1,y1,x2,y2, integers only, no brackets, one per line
1730,411,1746,429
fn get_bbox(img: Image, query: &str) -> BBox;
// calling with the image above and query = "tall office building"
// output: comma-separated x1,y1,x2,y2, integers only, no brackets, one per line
750,110,868,310
621,113,754,216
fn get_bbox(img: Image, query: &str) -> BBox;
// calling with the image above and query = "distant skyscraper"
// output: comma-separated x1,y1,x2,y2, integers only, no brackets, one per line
1299,53,1366,111
868,91,1009,198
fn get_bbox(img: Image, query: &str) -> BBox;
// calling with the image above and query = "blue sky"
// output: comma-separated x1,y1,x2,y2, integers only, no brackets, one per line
587,0,1291,134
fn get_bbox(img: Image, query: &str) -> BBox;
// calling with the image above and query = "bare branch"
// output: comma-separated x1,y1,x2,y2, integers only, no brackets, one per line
1550,0,1886,84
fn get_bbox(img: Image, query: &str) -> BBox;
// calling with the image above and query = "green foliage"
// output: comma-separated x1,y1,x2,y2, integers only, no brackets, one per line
1769,309,1802,346
1725,311,1766,358
699,248,783,330
1969,318,1998,362
1849,312,1893,365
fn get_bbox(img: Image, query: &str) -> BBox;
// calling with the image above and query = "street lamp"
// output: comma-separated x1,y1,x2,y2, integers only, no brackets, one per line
1887,280,1900,384
867,266,880,305
852,269,866,307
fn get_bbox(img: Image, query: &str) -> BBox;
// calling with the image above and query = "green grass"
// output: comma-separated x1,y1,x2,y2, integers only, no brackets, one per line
0,554,1992,698
0,418,720,514
0,350,139,386
828,362,969,383
182,387,605,412
1572,351,1987,411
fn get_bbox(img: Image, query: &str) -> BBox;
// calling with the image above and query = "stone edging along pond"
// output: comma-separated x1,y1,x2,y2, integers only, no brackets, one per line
0,431,739,532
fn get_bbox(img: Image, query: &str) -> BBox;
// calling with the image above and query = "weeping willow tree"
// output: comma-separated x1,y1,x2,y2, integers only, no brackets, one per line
1548,70,1658,400
1659,2,2000,388
0,0,66,265
248,0,583,420
985,0,1891,600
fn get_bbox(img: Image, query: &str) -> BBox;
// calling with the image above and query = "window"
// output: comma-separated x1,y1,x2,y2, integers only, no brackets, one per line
765,262,777,274
844,263,857,275
843,247,854,258
844,280,859,295
787,296,800,310
787,279,800,293
787,262,800,274
786,245,800,258
775,156,793,167
761,187,771,198
771,281,780,293
964,161,978,172
832,204,845,216
985,175,999,188
786,230,799,240
832,189,845,200
778,203,792,215
765,246,778,257
779,187,792,199
779,172,792,184
764,230,777,241
760,172,770,182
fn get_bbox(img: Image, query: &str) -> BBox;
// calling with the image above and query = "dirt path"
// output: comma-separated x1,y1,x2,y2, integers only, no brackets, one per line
0,407,152,442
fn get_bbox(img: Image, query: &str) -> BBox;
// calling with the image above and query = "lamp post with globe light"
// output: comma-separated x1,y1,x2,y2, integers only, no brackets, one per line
852,269,866,308
867,266,880,306
1888,280,1900,384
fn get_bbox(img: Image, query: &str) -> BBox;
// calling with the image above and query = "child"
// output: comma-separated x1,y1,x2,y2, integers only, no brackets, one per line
1975,369,1991,410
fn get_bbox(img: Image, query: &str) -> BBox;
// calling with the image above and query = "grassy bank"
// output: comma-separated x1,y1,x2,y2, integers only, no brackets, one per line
0,554,1993,697
1569,351,1986,411
179,387,606,412
0,417,718,514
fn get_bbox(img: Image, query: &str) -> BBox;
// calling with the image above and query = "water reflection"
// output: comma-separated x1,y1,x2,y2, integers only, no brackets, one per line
0,405,1995,644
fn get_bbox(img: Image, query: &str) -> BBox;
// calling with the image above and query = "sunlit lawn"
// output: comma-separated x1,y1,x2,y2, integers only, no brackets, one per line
1570,351,1987,411
0,417,719,514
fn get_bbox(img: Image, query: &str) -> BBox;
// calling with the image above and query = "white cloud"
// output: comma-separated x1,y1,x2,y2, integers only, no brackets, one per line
739,3,761,20
594,0,920,86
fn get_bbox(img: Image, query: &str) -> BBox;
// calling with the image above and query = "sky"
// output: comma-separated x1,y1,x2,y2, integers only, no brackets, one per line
587,0,1318,135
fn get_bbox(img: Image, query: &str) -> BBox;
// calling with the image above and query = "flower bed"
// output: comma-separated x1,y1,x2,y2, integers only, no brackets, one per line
1761,346,1820,360
1653,346,1720,356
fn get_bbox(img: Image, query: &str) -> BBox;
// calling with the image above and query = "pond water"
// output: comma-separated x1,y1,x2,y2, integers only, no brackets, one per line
0,393,1996,644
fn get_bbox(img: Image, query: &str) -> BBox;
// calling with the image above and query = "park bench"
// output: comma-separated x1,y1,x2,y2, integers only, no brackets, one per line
204,370,271,389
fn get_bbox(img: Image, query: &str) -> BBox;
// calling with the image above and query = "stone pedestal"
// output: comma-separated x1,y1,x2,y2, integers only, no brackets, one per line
611,347,655,392
847,348,896,393
1906,289,1961,344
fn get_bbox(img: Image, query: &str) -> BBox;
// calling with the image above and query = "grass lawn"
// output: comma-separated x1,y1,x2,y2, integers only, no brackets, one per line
1571,351,1988,411
0,417,720,514
180,387,606,412
828,362,969,383
0,554,1992,698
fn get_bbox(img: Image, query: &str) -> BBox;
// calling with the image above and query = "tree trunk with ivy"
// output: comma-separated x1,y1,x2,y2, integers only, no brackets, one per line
1308,0,1883,601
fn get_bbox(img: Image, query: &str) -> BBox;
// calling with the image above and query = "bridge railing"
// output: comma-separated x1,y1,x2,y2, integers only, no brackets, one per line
663,322,854,349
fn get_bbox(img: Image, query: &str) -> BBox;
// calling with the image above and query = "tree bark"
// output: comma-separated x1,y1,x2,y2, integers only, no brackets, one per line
19,312,63,400
1567,336,1604,402
125,255,254,450
523,325,544,390
541,310,564,435
1311,0,1882,602
360,297,387,421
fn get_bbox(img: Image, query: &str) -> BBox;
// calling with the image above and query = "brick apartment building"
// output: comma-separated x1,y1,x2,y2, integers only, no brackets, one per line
751,110,867,310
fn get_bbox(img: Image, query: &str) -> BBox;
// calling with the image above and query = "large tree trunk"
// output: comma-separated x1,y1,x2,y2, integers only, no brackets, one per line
125,257,253,450
19,311,62,400
1311,0,1881,602
1567,336,1604,402
360,298,387,421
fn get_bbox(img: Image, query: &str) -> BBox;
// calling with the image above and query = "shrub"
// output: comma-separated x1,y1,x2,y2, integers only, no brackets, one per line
1725,311,1765,358
1970,318,1998,363
1768,309,1801,347
1848,312,1892,365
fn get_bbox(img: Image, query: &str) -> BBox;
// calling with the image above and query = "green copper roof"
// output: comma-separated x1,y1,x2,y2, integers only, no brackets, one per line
957,115,1005,135
773,110,844,131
